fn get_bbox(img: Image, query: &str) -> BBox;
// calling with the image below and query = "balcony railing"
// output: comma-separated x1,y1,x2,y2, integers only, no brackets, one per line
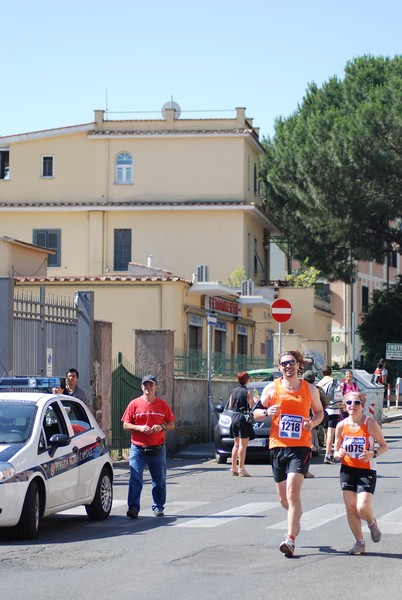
174,349,271,378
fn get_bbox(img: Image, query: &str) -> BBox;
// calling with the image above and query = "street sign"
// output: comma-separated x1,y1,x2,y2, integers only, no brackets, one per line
386,343,402,360
206,312,217,326
46,348,53,376
271,299,292,323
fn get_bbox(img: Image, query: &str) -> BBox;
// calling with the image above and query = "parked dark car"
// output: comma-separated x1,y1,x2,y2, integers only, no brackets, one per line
214,381,272,464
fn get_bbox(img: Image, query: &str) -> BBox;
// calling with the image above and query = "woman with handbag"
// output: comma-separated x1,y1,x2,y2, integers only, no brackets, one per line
229,371,256,477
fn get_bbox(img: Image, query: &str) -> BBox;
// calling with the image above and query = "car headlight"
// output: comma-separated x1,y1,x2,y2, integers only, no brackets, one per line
0,462,16,482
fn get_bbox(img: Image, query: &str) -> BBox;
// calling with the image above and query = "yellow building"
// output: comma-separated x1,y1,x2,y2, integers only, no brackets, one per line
1,106,332,368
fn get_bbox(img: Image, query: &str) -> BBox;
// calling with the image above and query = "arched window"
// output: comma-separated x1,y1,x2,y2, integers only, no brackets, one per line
115,152,133,184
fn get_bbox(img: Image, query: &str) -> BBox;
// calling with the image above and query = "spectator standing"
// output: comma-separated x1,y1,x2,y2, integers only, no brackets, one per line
303,370,330,458
340,370,359,418
333,391,388,554
373,359,388,399
65,368,89,407
340,370,359,396
229,371,256,477
254,350,323,557
122,375,175,519
317,366,340,464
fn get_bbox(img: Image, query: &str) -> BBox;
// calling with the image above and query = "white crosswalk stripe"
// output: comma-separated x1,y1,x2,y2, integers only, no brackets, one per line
176,502,279,528
57,500,402,535
267,502,346,531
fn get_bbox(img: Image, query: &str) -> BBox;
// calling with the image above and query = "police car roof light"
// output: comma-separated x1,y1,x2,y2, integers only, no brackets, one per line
0,377,61,389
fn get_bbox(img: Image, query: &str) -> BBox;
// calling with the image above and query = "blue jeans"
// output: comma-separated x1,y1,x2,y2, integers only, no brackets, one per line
128,444,167,513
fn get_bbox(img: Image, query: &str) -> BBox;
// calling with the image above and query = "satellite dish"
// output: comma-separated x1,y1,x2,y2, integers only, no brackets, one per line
162,100,181,119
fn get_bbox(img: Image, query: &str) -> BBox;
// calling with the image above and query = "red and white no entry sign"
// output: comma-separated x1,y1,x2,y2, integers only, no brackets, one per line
271,299,292,323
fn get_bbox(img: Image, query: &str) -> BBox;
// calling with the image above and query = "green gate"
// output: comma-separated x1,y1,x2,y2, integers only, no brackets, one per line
111,352,142,455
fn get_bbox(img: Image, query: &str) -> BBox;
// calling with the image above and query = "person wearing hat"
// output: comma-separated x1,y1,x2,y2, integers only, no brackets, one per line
121,374,175,519
303,370,330,447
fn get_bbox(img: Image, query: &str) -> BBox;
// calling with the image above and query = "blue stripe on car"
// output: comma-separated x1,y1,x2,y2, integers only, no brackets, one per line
0,444,24,462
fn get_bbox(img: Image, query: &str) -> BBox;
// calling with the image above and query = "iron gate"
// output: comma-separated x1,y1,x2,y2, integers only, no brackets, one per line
111,352,142,454
13,287,78,377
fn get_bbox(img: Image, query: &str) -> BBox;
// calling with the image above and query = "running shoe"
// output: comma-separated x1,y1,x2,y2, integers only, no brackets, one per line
153,508,164,517
368,518,381,542
279,535,295,557
348,540,366,555
324,456,335,464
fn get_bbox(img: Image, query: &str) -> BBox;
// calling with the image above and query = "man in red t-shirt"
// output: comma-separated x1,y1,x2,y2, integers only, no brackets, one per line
121,375,175,519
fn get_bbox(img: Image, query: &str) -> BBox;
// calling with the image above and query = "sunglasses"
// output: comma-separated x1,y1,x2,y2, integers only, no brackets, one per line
346,400,362,406
279,359,297,367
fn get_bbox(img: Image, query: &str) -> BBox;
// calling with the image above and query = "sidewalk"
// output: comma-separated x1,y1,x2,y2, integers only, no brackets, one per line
382,405,402,423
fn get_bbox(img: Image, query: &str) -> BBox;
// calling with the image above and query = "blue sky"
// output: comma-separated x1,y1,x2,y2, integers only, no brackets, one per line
1,0,401,139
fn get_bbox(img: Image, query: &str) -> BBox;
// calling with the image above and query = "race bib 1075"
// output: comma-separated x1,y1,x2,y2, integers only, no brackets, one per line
343,435,365,457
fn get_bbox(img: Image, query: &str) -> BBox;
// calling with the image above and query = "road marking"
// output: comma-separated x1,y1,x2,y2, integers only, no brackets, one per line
363,507,402,534
176,502,279,528
267,503,346,531
167,501,209,513
58,501,402,536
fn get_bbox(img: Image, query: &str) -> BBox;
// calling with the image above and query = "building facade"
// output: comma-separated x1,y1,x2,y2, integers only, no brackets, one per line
1,107,332,368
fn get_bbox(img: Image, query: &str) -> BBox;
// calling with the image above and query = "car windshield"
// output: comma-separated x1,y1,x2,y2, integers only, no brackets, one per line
0,402,37,443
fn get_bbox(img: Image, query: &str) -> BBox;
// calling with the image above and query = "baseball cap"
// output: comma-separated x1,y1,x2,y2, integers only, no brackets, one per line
142,374,157,385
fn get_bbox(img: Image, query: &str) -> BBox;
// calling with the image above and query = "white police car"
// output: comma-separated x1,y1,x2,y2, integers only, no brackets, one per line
0,377,113,539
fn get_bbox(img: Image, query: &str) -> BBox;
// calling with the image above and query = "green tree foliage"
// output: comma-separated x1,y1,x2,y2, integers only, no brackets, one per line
226,267,246,287
358,275,402,368
285,264,321,287
260,55,402,282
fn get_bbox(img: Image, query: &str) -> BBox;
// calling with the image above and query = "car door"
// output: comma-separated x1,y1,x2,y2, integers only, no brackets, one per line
38,400,79,509
61,399,103,500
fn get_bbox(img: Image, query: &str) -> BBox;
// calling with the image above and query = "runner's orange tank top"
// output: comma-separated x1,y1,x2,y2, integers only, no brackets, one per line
269,378,313,449
340,416,375,469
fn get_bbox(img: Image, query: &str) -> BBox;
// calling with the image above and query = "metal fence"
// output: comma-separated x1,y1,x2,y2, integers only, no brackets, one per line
173,348,271,377
13,287,78,377
111,352,142,454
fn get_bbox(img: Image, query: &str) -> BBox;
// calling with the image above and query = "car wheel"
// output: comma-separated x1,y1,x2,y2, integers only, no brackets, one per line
215,452,228,464
17,480,41,540
85,467,113,520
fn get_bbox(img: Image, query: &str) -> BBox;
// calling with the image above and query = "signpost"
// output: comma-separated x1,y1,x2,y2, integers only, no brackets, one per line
206,313,217,441
386,343,402,360
271,299,292,353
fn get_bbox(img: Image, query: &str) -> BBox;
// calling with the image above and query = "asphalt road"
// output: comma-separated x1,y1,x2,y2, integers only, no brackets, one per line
1,420,402,600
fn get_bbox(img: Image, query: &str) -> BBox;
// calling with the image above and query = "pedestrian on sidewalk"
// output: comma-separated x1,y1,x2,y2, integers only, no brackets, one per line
317,366,342,465
302,370,330,478
333,391,388,555
122,375,175,519
253,350,324,557
228,371,256,477
65,368,89,407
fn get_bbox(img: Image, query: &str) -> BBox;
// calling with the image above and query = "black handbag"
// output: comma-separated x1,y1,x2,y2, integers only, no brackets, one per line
244,412,256,440
244,411,254,424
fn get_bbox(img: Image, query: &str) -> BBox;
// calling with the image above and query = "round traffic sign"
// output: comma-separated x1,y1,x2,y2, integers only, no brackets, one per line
271,299,292,323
